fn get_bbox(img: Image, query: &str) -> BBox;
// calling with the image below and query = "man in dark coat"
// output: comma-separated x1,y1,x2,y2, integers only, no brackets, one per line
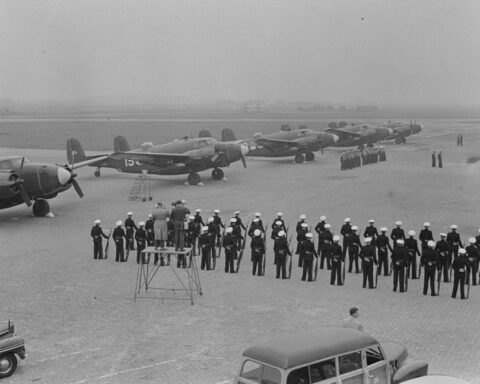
376,227,393,276
223,227,237,273
250,229,266,276
405,230,421,279
90,219,109,259
300,233,317,282
359,237,377,288
420,240,438,296
113,220,127,262
135,221,148,264
391,239,408,292
170,200,190,251
274,230,291,279
451,248,468,299
330,235,344,285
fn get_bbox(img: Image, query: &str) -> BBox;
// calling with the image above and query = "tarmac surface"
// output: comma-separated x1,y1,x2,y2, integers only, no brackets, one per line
1,118,480,383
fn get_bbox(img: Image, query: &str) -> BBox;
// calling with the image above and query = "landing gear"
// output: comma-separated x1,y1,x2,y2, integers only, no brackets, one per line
0,353,17,379
187,172,201,185
32,199,50,217
212,168,224,180
294,154,305,164
395,137,406,144
305,152,315,161
94,168,101,177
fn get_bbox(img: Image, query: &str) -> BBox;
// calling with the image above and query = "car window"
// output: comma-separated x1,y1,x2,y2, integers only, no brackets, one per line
338,351,362,374
287,366,309,384
365,346,385,366
240,360,262,383
262,365,281,384
310,358,337,382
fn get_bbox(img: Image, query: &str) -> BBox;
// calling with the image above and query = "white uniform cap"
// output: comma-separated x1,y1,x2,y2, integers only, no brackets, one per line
127,212,133,216
408,230,416,236
202,226,209,232
320,215,326,221
380,227,388,232
116,220,122,226
300,214,306,220
278,230,285,237
94,219,101,224
148,214,152,218
306,233,313,238
428,240,435,247
277,212,283,217
301,222,308,228
469,237,476,244
189,215,195,220
139,221,145,226
207,217,214,223
324,223,331,229
451,224,458,229
253,218,259,223
344,217,351,222
275,220,282,226
255,212,261,217
181,199,186,204
333,235,340,242
368,219,375,223
226,227,233,234
423,222,430,227
364,237,372,243
440,233,446,237
459,248,466,255
214,209,220,214
397,239,404,245
196,209,201,213
234,211,240,215
254,229,261,237
230,218,237,223
351,226,358,231
395,221,402,226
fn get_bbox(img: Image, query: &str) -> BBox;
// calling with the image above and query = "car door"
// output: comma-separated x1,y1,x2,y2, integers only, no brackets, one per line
364,346,389,384
338,351,365,384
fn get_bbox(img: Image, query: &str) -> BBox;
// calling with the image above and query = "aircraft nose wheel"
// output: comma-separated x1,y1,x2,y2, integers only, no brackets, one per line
94,169,101,177
212,168,224,180
187,172,201,185
305,152,315,161
32,199,50,217
294,154,305,163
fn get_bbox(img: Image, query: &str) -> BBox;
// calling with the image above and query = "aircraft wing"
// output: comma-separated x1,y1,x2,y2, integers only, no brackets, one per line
111,151,191,166
256,138,299,147
326,128,363,137
71,155,110,169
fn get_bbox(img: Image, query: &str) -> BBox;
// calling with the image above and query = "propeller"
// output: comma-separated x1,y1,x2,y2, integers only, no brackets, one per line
13,157,32,207
63,164,84,198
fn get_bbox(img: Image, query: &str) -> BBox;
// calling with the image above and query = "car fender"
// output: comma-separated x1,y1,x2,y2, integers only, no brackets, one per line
0,336,26,359
392,359,429,384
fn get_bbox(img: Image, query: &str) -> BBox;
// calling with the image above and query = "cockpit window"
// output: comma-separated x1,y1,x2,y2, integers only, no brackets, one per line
0,157,28,170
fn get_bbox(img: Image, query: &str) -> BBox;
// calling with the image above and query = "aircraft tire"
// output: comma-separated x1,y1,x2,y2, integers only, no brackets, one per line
305,152,315,161
33,199,50,217
94,169,101,177
0,353,17,378
187,172,201,185
212,168,224,181
294,154,305,164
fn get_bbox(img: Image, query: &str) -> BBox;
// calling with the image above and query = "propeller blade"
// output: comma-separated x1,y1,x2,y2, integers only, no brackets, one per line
19,157,25,177
241,155,247,168
71,178,84,198
18,184,32,207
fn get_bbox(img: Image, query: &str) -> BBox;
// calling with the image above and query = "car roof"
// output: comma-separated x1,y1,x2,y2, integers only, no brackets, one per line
242,328,378,370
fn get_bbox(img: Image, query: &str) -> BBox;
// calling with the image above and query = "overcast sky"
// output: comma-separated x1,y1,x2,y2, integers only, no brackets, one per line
1,0,479,106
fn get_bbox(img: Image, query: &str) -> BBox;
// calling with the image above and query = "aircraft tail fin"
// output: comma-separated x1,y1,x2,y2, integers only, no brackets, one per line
114,136,131,152
67,138,86,164
199,129,213,138
221,128,237,142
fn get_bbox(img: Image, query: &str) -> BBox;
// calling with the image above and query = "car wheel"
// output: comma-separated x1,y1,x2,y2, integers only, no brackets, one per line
0,353,18,378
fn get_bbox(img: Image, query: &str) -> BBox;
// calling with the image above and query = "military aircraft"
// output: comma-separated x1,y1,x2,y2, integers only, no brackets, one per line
0,156,86,216
220,125,339,163
66,135,249,185
325,122,393,148
379,120,423,143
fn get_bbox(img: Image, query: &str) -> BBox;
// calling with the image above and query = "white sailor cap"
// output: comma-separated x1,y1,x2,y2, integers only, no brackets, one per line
255,212,261,217
351,226,358,231
202,226,209,232
364,237,372,243
408,230,416,236
395,221,402,226
440,233,446,237
300,214,306,220
424,222,430,227
253,218,259,223
301,222,308,228
148,214,152,218
397,239,404,245
181,199,186,204
333,235,340,242
428,240,435,247
380,227,388,232
451,224,458,229
278,230,285,237
189,215,195,220
306,233,313,238
325,224,331,229
277,212,283,217
207,217,214,223
344,217,351,223
195,209,201,213
320,215,326,221
139,221,145,226
275,220,282,226
254,229,261,237
369,219,375,223
116,220,122,226
226,227,233,234
127,212,133,216
94,219,101,224
459,248,466,255
230,218,237,222
214,209,220,214
234,211,240,215
469,237,476,244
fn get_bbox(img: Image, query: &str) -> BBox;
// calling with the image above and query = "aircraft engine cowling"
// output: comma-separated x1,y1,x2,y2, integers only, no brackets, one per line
0,172,18,198
296,136,321,151
187,147,216,161
213,143,247,168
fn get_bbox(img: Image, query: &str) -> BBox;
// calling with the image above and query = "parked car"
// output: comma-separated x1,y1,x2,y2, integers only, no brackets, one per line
0,321,26,379
234,327,428,384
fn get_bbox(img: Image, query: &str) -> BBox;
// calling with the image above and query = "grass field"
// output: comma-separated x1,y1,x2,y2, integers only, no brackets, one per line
1,114,479,384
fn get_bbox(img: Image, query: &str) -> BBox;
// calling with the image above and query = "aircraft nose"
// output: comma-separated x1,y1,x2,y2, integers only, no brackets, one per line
387,128,394,135
241,143,249,156
57,167,71,185
332,134,339,143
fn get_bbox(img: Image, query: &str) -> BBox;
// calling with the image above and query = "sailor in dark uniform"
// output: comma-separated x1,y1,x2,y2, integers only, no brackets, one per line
125,212,138,251
420,240,438,296
113,220,127,262
91,219,109,259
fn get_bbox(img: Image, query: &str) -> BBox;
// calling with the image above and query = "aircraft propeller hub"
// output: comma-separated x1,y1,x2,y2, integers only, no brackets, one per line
240,143,249,156
387,128,394,135
332,134,339,143
57,167,72,185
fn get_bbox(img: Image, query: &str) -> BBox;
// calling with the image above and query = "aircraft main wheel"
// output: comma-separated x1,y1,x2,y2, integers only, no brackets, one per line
33,199,50,217
187,172,201,185
94,169,101,177
212,168,224,180
0,353,18,379
395,137,404,144
294,154,305,164
305,152,315,161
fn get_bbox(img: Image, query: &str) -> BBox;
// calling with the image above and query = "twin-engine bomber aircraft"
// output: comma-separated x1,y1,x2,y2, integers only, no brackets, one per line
325,122,393,148
0,156,86,216
220,125,339,163
379,120,423,144
66,136,248,185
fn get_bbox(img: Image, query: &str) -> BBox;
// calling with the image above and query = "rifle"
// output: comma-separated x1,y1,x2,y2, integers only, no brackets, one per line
313,253,319,281
214,227,226,270
375,263,380,288
235,225,249,273
405,262,409,292
437,267,441,295
418,256,422,279
342,254,346,284
104,229,112,259
261,223,268,276
467,273,470,299
287,234,293,279
389,259,393,276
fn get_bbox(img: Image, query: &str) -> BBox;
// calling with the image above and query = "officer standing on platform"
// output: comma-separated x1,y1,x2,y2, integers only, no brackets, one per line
135,222,148,264
318,223,333,269
274,230,291,279
451,248,468,299
363,220,378,246
347,226,361,273
330,235,344,285
465,238,479,286
113,220,127,262
199,226,212,270
145,214,155,246
125,212,138,252
251,229,266,276
419,222,433,252
391,239,408,292
446,224,463,267
223,227,237,273
376,227,393,276
300,233,317,282
359,237,377,289
91,219,109,259
152,202,170,250
421,240,438,296
171,200,190,251
390,221,405,246
435,233,450,282
405,230,421,279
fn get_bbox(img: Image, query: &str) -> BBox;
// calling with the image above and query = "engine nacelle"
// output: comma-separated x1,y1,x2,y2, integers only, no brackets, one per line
141,142,154,151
